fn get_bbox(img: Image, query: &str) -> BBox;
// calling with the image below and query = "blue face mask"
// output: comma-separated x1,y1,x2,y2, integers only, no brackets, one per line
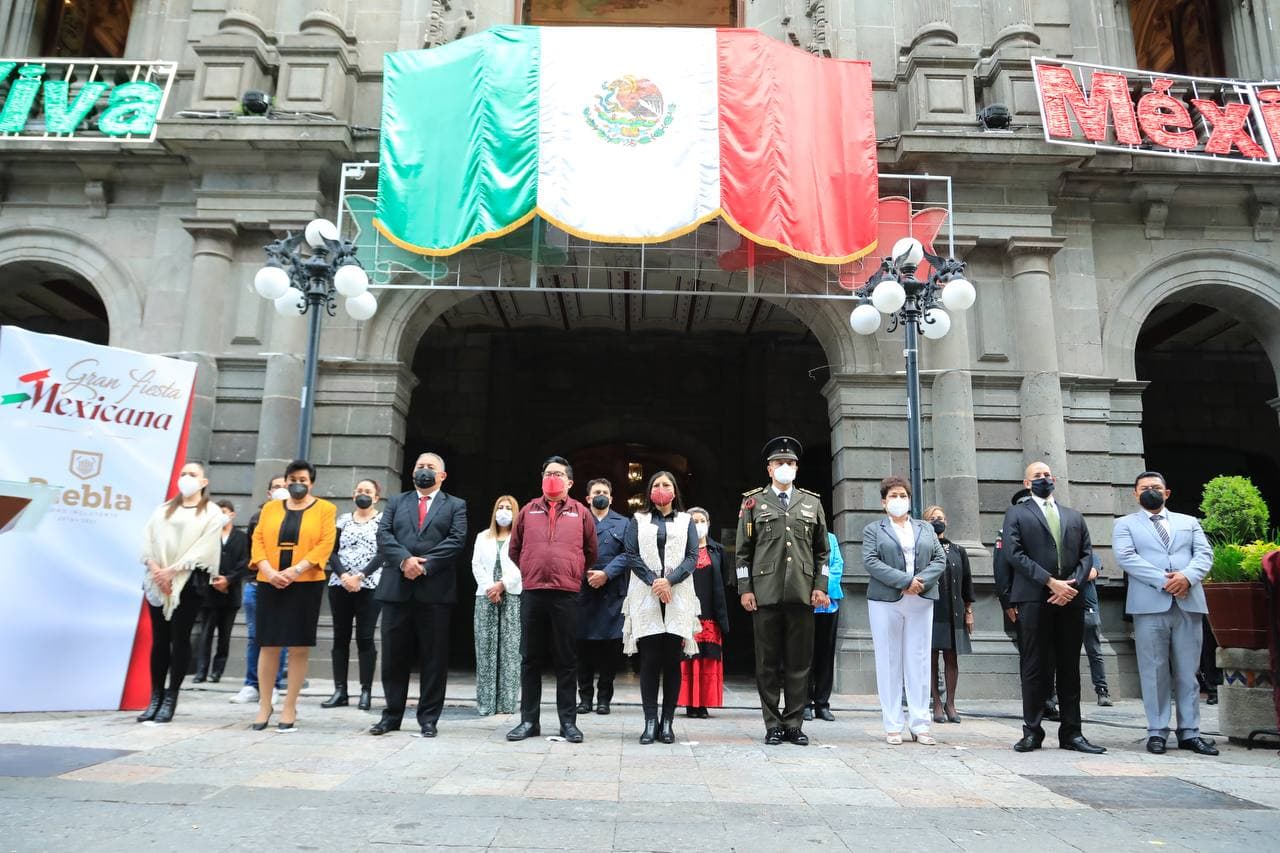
1030,477,1054,499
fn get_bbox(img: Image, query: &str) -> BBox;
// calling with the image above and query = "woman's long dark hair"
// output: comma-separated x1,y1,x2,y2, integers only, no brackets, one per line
641,470,685,515
164,461,210,519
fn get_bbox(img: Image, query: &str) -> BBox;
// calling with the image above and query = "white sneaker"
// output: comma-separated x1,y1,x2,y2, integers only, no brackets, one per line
230,685,259,704
271,688,281,707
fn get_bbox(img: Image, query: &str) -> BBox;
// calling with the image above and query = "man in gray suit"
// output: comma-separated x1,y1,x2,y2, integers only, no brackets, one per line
1113,471,1218,756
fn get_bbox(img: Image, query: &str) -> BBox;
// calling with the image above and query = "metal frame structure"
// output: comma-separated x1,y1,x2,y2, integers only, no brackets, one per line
0,58,178,144
336,162,955,302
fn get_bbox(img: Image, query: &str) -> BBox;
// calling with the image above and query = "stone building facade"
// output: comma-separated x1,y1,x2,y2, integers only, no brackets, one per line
3,0,1280,694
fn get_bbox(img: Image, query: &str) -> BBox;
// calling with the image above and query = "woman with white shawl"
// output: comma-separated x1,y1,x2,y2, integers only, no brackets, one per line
137,461,224,723
621,470,701,745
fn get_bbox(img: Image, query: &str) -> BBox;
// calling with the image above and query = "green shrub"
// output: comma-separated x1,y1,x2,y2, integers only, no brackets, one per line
1239,540,1279,582
1200,476,1270,545
1209,543,1246,583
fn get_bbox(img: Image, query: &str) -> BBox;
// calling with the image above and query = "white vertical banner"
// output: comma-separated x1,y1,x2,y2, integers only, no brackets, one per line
0,327,196,712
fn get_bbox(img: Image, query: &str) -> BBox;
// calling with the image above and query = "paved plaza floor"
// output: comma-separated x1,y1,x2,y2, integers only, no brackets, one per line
1,674,1278,852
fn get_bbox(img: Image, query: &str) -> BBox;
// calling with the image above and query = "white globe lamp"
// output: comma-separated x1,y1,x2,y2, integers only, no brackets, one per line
870,279,907,314
333,262,370,298
304,218,339,249
850,304,882,336
891,237,925,268
940,276,976,311
253,264,290,300
344,291,378,321
274,287,305,317
921,308,951,340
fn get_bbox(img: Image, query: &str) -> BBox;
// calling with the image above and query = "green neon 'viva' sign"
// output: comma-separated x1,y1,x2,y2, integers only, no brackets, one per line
0,62,165,138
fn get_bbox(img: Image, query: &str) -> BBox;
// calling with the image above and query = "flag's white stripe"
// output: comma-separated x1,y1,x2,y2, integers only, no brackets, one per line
537,26,720,240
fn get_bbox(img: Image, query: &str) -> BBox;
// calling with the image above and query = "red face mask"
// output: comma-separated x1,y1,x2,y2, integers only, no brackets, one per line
542,476,567,499
650,486,675,506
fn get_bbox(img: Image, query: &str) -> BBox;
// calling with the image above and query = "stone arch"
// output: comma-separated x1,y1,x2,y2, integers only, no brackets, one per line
0,225,143,347
1102,248,1280,381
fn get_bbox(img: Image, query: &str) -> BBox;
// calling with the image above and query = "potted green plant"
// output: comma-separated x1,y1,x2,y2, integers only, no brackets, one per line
1202,476,1272,651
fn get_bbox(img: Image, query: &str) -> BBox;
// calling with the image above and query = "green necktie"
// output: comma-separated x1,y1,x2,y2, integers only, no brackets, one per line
1044,501,1062,559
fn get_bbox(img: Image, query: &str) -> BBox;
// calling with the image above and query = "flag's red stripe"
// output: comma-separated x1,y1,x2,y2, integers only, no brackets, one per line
119,372,198,711
19,368,49,382
716,29,879,262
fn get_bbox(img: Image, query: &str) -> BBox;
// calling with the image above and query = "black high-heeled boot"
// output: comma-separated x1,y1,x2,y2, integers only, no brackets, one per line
136,689,163,722
639,717,657,744
153,688,179,723
321,688,349,708
357,688,372,711
658,716,675,744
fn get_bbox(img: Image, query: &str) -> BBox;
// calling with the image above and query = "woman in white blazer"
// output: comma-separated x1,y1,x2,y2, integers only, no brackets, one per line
472,495,523,716
862,476,946,745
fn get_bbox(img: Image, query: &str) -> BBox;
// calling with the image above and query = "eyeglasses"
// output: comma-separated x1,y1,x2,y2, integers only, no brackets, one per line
543,471,568,480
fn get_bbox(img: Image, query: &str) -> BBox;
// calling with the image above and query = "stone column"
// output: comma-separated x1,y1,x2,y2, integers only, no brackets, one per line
1,0,39,55
253,353,306,488
906,0,957,50
925,308,980,548
1007,237,1069,501
989,0,1038,50
175,220,238,465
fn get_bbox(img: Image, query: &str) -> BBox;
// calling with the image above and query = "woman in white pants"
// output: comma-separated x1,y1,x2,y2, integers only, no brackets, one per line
862,476,946,745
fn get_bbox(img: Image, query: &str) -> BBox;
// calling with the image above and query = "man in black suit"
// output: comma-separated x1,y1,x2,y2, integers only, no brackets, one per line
371,452,467,737
1003,461,1105,755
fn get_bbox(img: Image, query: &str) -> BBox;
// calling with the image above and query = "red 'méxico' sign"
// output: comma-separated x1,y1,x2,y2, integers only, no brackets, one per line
1031,58,1280,166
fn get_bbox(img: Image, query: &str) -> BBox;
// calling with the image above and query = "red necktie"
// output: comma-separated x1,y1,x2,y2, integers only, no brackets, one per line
418,494,431,527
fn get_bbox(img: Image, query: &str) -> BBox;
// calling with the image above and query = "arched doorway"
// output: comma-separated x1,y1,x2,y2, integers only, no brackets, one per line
399,292,834,672
1136,300,1280,513
0,261,109,345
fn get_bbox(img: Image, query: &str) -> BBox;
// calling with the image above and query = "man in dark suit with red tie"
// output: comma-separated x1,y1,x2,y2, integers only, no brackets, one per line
372,452,467,737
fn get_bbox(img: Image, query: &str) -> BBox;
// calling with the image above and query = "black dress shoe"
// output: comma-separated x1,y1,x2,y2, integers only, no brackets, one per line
357,688,372,711
560,723,584,743
785,728,809,746
1013,735,1043,753
576,700,593,714
803,706,814,721
596,703,610,715
192,674,206,684
764,727,784,746
136,690,163,723
640,719,657,744
153,689,179,723
1178,736,1219,756
420,721,438,738
209,671,222,684
817,707,835,722
369,718,401,736
1206,692,1219,706
506,721,540,741
1042,704,1060,721
695,707,710,719
658,718,675,744
1146,736,1167,754
321,689,349,708
1061,735,1106,754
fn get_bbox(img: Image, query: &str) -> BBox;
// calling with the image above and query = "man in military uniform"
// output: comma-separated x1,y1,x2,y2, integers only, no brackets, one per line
736,436,830,745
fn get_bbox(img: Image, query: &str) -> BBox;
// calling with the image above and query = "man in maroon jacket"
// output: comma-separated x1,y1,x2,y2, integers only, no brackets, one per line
506,456,599,743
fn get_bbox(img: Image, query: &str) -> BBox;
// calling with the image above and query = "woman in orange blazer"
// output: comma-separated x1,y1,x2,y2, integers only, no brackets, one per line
250,459,336,731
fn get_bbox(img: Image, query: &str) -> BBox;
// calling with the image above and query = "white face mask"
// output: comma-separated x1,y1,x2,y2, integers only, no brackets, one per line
177,474,203,498
773,464,797,485
494,509,513,528
270,487,290,501
695,522,710,540
885,497,911,518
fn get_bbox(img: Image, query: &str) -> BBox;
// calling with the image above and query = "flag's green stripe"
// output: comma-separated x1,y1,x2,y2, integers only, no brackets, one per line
377,26,540,254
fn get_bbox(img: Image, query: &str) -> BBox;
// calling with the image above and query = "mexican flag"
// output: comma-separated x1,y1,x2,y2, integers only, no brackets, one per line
376,26,879,264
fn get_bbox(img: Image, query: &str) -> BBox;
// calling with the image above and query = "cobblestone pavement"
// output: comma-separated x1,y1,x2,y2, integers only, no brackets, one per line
1,675,1278,852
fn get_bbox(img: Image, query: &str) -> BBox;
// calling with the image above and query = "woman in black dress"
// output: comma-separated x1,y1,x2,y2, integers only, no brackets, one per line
923,504,973,724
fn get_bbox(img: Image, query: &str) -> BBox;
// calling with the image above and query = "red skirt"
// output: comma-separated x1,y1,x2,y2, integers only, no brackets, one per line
678,619,724,708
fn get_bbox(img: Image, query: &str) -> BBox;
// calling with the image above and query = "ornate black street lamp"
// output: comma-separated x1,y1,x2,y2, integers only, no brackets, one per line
253,218,377,460
850,237,976,516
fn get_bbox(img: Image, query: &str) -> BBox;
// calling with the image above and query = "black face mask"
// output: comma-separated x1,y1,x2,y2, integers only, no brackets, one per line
413,469,436,490
1029,477,1055,499
591,494,610,510
287,482,309,500
354,494,374,509
930,519,946,535
1138,489,1165,511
